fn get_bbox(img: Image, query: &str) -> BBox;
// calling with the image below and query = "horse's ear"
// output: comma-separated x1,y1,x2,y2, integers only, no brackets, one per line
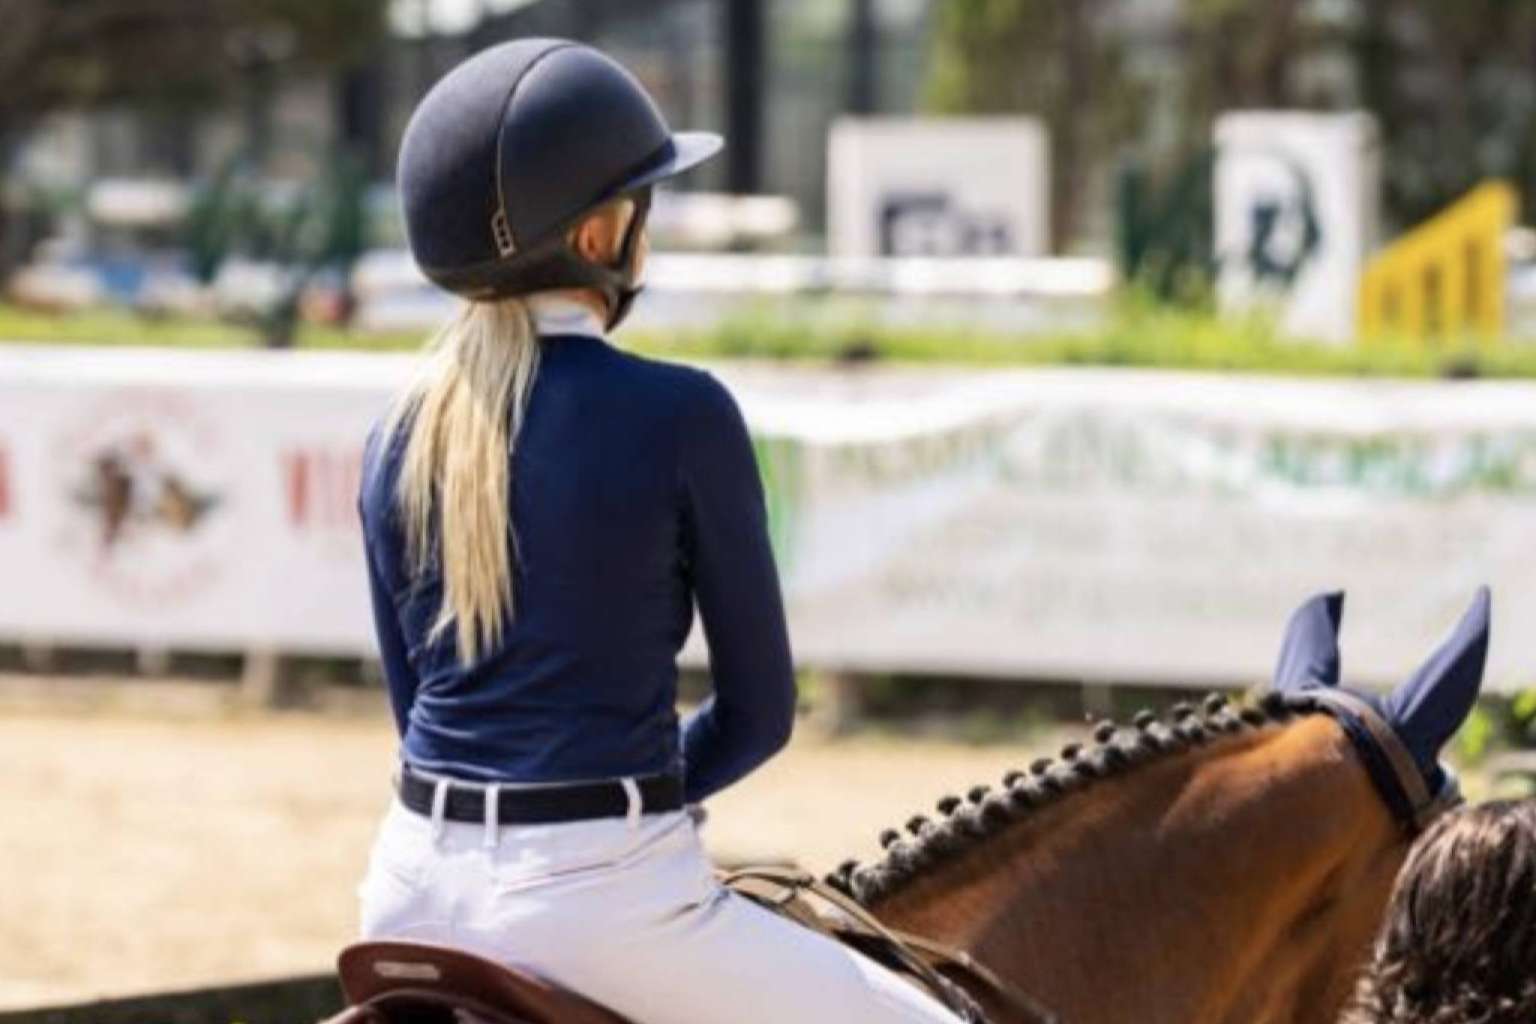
1272,591,1344,691
1382,587,1490,774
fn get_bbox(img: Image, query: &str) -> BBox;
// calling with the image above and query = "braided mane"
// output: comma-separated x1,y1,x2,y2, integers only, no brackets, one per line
825,691,1304,905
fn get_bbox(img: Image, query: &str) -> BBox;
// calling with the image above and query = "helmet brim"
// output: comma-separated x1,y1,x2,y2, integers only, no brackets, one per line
622,131,725,192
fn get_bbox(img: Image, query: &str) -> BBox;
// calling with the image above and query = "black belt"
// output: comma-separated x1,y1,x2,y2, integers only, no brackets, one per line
397,766,684,825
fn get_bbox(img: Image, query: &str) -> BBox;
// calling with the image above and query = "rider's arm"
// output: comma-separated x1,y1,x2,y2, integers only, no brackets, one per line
358,424,421,738
677,372,797,804
363,536,420,737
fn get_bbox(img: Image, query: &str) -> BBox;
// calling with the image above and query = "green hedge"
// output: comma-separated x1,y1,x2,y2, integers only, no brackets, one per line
0,304,418,351
627,301,1536,380
2,300,1535,380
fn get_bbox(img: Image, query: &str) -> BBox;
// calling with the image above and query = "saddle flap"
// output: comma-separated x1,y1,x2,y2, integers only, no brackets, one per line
337,941,630,1024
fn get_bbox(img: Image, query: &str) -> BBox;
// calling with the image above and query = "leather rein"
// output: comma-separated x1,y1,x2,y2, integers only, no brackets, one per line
721,866,1061,1024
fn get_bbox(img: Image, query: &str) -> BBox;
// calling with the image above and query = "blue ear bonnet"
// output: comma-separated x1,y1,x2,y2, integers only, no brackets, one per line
1273,591,1344,691
1271,588,1490,825
1381,588,1491,774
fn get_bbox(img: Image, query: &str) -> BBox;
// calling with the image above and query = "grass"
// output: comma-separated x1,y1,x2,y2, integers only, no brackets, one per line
1,298,1534,379
0,303,423,351
627,299,1536,379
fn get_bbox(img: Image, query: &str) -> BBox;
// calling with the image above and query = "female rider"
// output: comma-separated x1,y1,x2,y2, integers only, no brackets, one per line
356,38,963,1024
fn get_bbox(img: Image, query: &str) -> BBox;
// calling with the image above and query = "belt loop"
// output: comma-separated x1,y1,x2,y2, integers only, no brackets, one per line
483,783,501,850
430,777,450,845
621,777,642,831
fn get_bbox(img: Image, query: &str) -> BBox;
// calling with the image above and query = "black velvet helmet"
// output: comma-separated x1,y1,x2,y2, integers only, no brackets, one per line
397,38,723,327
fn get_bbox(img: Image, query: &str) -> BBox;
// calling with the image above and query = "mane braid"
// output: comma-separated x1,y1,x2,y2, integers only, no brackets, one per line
825,691,1302,905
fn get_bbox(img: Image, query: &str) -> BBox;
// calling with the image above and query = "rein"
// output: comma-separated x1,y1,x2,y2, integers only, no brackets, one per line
722,866,1061,1024
1285,689,1463,833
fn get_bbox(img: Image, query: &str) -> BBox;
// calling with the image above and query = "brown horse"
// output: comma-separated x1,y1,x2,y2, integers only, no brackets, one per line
324,589,1489,1024
831,589,1489,1024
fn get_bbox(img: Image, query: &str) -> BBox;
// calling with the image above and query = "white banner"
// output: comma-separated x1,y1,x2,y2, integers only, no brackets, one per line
0,347,1531,692
0,348,410,652
750,370,1534,692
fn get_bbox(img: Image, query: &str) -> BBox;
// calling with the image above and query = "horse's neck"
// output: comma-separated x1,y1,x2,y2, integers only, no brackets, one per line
870,716,1407,1024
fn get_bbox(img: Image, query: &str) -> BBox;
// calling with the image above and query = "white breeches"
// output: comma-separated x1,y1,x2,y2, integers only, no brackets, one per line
357,797,963,1024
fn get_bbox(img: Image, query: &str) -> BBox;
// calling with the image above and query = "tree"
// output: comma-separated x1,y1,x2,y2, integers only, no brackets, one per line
0,1,384,136
1351,0,1536,230
1177,0,1324,120
923,0,1143,252
1168,0,1536,231
925,0,1536,255
0,0,386,274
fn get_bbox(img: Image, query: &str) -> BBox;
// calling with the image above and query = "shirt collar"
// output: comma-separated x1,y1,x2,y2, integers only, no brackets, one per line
525,293,607,339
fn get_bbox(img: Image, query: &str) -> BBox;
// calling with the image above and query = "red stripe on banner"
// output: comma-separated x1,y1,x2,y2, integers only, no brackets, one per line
0,444,11,521
284,450,310,527
283,447,366,531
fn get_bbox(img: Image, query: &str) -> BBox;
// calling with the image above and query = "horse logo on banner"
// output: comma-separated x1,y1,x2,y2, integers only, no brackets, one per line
56,389,227,604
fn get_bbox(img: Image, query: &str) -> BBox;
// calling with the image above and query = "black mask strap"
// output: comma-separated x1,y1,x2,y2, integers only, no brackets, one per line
433,187,655,326
601,186,652,331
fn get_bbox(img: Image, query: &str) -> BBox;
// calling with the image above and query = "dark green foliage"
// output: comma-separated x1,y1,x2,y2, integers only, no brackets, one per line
1116,149,1217,306
1350,1,1536,232
181,147,371,346
926,0,1536,246
0,1,386,288
1175,0,1341,134
0,1,385,130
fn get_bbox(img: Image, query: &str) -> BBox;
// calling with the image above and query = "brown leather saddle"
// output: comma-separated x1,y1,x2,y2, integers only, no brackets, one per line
320,870,1055,1024
320,940,628,1024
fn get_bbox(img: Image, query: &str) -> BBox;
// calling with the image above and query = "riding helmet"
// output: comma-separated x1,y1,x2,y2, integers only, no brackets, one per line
397,38,724,327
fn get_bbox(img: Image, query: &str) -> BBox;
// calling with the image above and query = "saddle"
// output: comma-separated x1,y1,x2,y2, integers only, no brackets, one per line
319,869,1055,1024
319,940,625,1024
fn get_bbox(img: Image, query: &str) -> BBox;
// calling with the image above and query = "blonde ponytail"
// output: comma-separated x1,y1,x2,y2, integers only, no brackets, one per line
386,298,541,664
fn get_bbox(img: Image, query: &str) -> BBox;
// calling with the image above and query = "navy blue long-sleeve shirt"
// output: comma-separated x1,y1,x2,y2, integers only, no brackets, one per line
358,323,796,804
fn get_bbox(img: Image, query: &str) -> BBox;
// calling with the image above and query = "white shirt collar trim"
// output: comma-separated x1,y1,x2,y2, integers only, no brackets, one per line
524,293,606,339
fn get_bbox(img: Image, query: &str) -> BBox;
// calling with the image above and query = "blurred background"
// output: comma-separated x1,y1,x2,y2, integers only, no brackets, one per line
4,0,1536,1019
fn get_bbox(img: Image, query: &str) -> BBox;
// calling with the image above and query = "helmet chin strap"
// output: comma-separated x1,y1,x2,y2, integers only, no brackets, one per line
596,187,652,331
463,187,655,322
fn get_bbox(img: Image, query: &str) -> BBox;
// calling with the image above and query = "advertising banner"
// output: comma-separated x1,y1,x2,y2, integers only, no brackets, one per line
0,348,1531,692
0,348,409,652
1215,111,1380,343
750,370,1536,691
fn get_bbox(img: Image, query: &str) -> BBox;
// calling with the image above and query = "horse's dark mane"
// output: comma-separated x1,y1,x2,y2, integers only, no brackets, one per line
826,691,1303,905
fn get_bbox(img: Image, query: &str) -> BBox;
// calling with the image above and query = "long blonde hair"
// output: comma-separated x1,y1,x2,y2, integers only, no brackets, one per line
385,297,541,663
387,199,636,663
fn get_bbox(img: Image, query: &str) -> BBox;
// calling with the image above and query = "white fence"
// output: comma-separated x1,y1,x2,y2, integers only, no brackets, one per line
0,345,1532,692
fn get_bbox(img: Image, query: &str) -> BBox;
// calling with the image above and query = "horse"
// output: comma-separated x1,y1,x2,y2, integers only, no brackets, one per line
322,588,1490,1024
